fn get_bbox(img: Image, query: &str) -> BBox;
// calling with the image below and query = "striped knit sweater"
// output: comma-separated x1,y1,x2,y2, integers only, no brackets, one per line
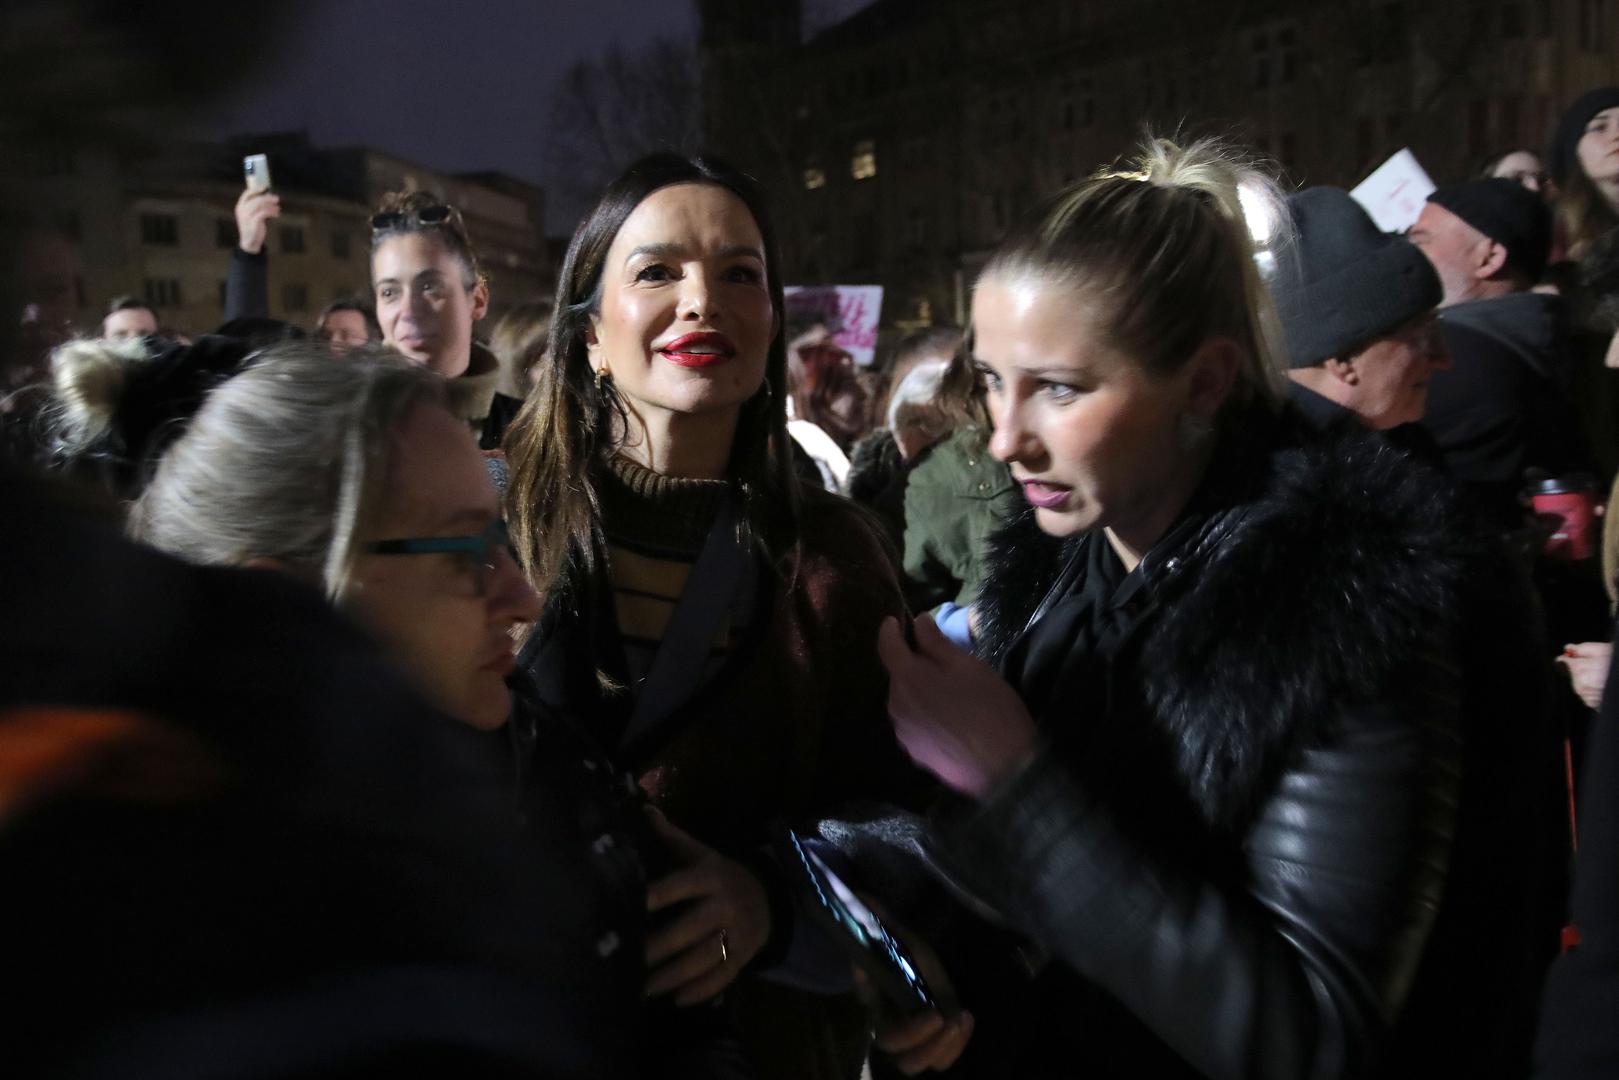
599,456,755,693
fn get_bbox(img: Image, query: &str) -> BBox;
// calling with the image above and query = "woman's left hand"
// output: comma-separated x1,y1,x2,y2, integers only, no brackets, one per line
643,807,772,1006
878,614,1038,799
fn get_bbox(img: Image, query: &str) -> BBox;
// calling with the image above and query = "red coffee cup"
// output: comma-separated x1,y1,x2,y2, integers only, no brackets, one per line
1531,475,1598,561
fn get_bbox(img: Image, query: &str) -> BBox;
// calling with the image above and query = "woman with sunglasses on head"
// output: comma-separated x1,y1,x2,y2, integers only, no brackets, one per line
875,138,1550,1078
369,192,521,448
502,153,960,1079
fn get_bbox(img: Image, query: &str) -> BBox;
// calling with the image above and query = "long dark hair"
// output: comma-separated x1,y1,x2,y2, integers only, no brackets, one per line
502,153,799,598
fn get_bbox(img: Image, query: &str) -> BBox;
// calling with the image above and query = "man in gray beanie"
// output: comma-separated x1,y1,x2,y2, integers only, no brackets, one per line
1274,186,1449,431
1407,178,1588,528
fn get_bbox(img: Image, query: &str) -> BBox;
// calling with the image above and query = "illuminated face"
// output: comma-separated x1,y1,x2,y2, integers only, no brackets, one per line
318,308,372,351
373,233,488,377
1577,107,1619,186
1408,202,1493,306
972,274,1221,548
103,306,158,341
348,401,540,730
587,183,775,431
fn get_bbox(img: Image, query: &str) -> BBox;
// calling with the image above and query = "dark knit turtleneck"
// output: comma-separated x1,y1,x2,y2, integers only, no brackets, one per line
599,455,730,556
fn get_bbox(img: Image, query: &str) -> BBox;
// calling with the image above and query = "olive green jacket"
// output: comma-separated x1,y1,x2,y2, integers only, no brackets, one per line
901,426,1019,611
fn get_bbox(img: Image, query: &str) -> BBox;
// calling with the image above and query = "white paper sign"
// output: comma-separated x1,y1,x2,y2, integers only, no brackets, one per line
784,285,884,367
1350,149,1436,234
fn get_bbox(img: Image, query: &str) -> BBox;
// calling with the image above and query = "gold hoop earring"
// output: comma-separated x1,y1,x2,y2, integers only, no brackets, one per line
596,363,610,392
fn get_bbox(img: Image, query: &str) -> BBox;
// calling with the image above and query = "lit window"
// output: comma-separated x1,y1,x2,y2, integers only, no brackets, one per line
804,167,827,190
851,139,877,181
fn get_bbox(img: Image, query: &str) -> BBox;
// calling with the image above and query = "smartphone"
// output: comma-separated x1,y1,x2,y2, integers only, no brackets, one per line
780,829,937,1014
243,154,272,193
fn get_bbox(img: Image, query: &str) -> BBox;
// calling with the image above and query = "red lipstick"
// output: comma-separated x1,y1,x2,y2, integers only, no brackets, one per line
660,331,736,368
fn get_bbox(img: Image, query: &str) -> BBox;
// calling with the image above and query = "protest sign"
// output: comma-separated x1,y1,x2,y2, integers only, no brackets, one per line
1350,149,1436,233
784,285,884,367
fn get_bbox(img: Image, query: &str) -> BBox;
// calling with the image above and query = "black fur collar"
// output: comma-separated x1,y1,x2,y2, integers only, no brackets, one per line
976,425,1481,831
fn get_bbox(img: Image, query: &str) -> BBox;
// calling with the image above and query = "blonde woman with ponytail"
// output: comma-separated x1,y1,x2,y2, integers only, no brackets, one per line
877,139,1490,1077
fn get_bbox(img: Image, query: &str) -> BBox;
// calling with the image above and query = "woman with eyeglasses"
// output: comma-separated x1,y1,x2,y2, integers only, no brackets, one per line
53,342,539,728
54,334,773,1072
369,192,521,448
502,153,960,1079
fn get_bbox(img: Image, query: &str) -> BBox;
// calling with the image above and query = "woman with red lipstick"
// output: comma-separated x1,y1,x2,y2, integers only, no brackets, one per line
502,154,959,1078
876,139,1551,1078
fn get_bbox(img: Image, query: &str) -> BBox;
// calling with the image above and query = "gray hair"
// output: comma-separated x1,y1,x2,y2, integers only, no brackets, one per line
129,343,445,601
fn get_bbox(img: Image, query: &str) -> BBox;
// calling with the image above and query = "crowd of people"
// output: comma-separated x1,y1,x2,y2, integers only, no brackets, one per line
6,75,1619,1080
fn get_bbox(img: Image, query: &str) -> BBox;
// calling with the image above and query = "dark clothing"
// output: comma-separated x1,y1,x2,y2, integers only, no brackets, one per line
518,482,930,1080
483,390,524,451
1536,619,1619,1079
0,467,637,1077
922,413,1557,1079
1286,378,1357,431
1421,292,1588,528
223,245,269,322
507,674,752,1078
845,428,908,547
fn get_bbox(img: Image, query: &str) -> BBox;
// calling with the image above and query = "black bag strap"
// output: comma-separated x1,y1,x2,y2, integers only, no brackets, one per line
620,491,747,753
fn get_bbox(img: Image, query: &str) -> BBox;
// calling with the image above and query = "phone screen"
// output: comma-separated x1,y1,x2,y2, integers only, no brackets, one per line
785,830,936,1013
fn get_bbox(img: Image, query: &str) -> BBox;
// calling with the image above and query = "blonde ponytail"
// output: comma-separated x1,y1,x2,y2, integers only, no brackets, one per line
988,135,1289,411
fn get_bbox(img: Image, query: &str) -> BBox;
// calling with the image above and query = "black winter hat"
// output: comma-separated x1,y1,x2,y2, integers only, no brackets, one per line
1426,178,1553,281
1550,86,1619,186
1272,187,1442,369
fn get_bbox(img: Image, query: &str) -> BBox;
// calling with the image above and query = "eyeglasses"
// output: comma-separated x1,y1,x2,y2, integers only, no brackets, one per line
370,205,454,232
364,519,517,596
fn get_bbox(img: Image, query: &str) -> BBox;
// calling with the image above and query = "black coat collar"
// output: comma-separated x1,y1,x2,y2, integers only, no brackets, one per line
977,418,1480,832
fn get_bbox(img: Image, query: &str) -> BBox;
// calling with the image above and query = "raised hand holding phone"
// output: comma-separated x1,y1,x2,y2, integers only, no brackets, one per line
236,155,282,255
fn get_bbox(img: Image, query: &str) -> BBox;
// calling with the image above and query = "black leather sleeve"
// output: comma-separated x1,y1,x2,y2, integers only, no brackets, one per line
930,657,1462,1080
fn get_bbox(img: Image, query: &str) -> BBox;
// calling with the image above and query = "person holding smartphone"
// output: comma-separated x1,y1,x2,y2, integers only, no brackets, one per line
222,157,383,355
502,152,959,1079
879,137,1548,1078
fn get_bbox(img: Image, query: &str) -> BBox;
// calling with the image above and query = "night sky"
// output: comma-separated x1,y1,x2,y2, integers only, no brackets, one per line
190,0,872,233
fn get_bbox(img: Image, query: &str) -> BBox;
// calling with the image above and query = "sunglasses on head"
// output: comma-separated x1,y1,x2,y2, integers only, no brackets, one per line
370,205,454,232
